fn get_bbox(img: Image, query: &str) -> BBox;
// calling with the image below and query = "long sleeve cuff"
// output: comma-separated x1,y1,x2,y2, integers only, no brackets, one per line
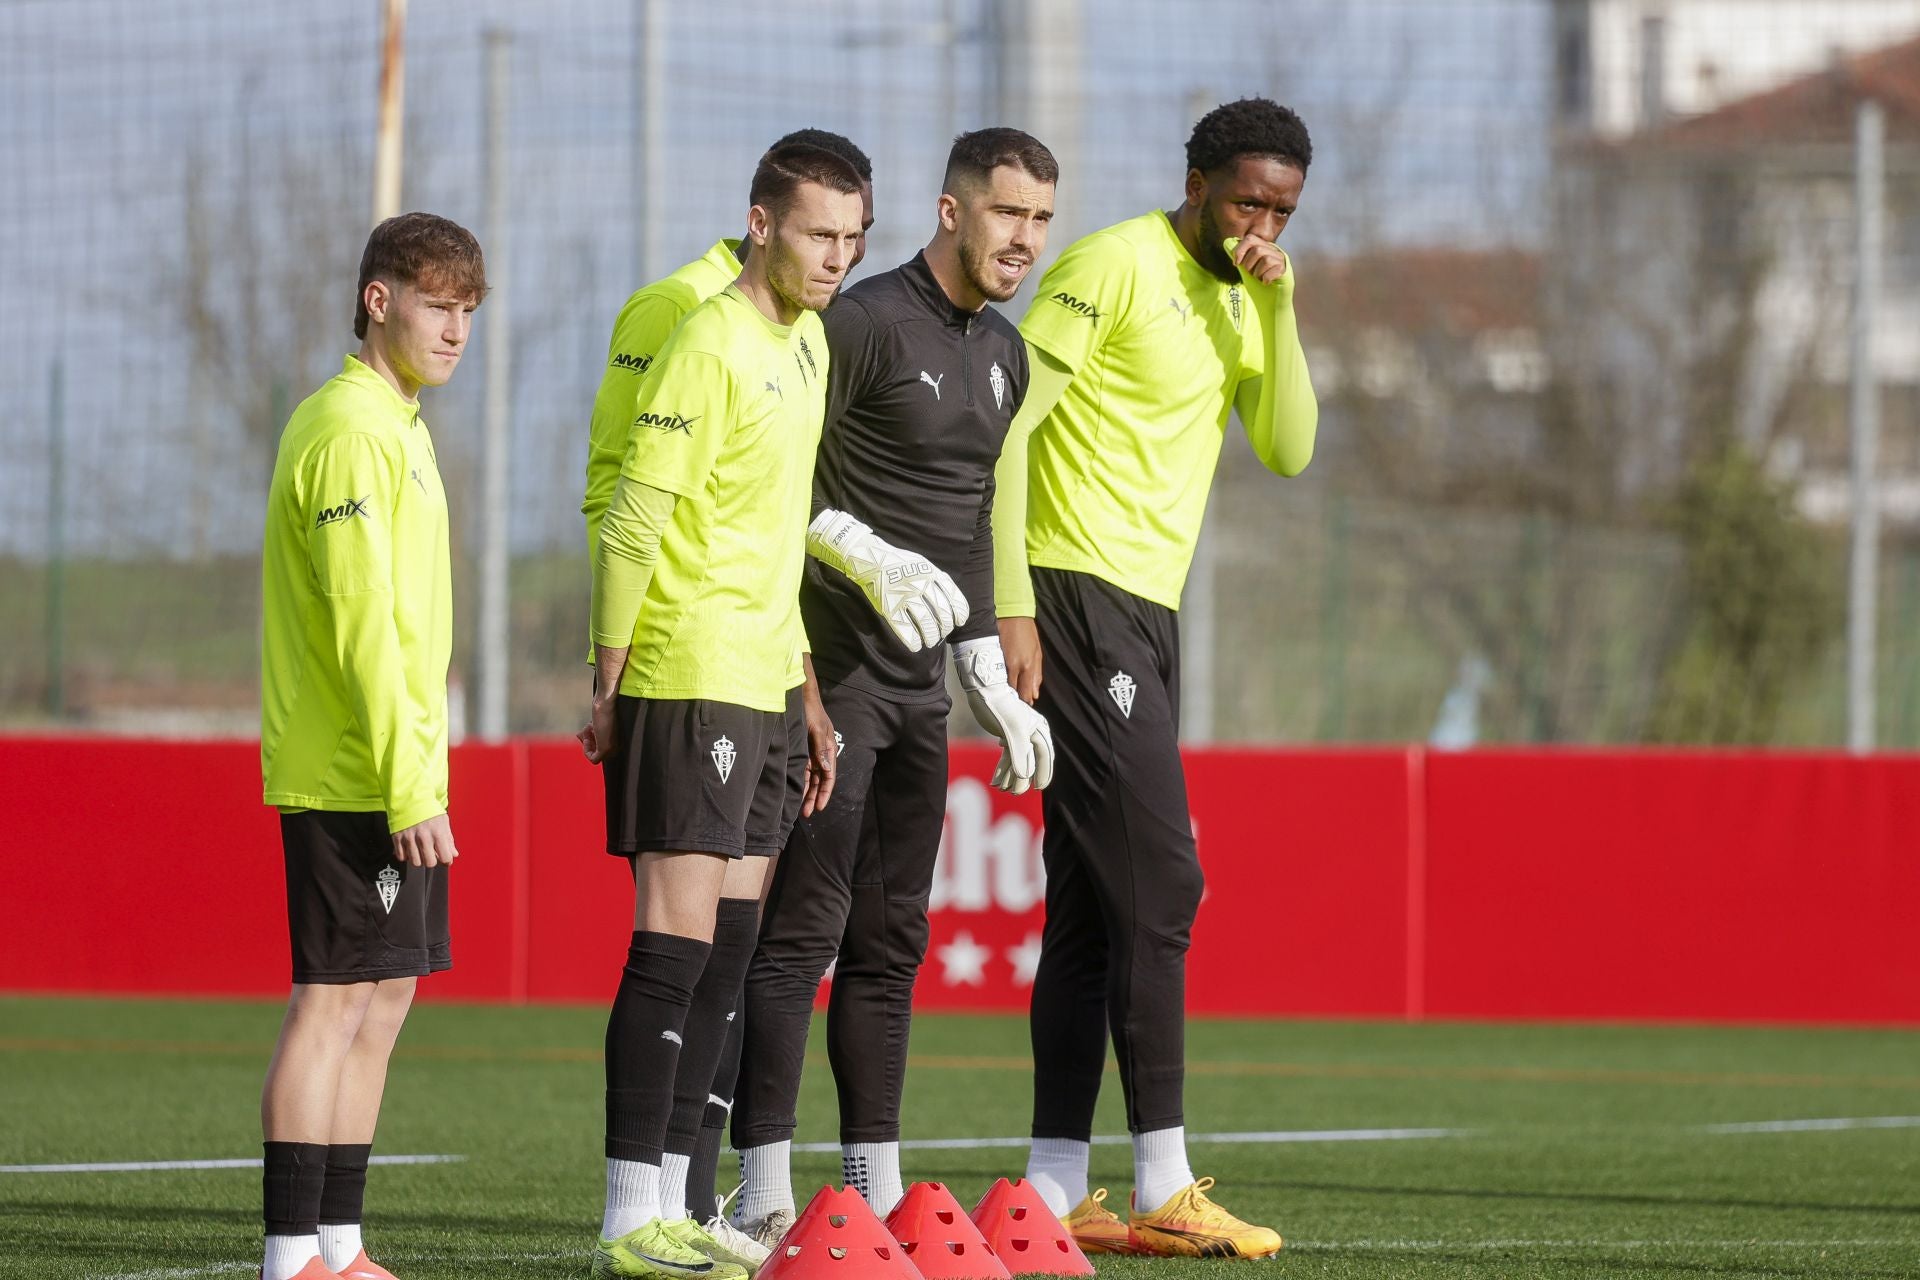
592,475,679,647
1241,261,1317,477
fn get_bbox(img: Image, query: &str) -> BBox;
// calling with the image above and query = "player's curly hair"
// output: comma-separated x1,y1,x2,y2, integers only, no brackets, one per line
771,128,873,182
353,212,488,340
1185,97,1312,176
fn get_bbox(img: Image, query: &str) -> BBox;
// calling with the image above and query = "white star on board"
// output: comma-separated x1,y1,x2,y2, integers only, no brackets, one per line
1006,932,1043,987
937,930,992,986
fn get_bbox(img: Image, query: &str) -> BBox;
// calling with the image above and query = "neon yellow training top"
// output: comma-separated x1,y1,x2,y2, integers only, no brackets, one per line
996,211,1317,613
261,355,451,833
582,238,744,566
595,285,827,712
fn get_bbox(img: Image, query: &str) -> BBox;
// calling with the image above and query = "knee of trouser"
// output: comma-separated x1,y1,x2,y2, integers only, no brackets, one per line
748,936,840,987
1035,917,1110,983
1139,849,1204,945
829,893,932,989
882,893,933,979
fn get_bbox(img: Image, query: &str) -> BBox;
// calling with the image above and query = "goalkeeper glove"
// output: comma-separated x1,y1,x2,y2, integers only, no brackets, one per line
808,509,969,651
954,636,1055,794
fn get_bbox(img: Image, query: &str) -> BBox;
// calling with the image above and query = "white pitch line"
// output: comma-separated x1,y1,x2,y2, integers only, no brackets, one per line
793,1127,1464,1153
1,1154,463,1174
104,1255,577,1280
67,1121,1920,1278
37,1115,1911,1175
1172,1127,1464,1145
1701,1115,1920,1134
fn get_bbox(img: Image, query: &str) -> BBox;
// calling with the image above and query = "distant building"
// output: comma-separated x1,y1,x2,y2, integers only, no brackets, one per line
1553,0,1920,138
1293,248,1546,494
1549,28,1920,517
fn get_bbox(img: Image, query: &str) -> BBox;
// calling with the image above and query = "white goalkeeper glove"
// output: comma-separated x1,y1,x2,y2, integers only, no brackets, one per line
808,508,969,652
954,636,1055,795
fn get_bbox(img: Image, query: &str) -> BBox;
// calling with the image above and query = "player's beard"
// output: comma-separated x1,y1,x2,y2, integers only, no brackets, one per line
1194,200,1240,283
767,239,831,314
958,227,1030,304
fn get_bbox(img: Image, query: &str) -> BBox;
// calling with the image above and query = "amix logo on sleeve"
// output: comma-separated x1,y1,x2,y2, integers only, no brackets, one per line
314,496,371,528
1049,291,1102,322
610,351,654,374
635,411,697,436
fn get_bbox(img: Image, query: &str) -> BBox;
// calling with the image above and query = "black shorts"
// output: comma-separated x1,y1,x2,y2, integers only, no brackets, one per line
604,687,805,859
281,809,451,985
749,685,809,856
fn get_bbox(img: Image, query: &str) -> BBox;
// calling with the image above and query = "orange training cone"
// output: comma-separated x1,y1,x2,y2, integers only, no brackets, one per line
758,1184,926,1280
969,1178,1095,1276
885,1182,1012,1280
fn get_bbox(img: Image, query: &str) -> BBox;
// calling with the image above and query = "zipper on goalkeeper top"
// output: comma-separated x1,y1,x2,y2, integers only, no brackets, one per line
962,315,974,406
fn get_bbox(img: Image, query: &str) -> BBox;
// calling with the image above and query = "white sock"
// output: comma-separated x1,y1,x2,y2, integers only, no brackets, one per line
842,1142,903,1217
603,1157,662,1240
1133,1126,1193,1213
1024,1137,1090,1216
263,1233,322,1280
660,1152,691,1221
734,1141,794,1224
317,1223,364,1271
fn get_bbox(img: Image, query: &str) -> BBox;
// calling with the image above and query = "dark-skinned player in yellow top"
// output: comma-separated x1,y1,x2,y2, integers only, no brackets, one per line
990,97,1319,1260
578,141,866,1280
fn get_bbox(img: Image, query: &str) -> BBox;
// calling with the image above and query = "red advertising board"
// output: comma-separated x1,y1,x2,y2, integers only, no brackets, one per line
1,737,1914,1023
1420,750,1920,1021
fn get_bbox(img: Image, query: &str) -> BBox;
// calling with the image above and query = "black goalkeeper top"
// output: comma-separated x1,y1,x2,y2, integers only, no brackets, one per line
804,251,1030,703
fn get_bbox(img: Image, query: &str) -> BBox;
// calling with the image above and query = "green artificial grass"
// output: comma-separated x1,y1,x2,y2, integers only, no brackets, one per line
1,998,1916,1278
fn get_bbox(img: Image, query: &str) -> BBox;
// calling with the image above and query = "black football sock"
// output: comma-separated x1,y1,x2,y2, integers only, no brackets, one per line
606,930,712,1164
318,1142,372,1226
263,1140,329,1236
667,897,758,1219
689,1009,744,1221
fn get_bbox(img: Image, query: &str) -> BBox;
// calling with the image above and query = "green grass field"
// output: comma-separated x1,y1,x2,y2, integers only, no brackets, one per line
2,998,1916,1279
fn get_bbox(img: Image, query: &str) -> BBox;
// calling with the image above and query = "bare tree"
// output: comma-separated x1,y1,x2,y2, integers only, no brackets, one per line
163,119,368,561
1258,119,1852,744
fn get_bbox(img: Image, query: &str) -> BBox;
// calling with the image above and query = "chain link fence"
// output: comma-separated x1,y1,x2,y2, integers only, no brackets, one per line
3,0,1918,744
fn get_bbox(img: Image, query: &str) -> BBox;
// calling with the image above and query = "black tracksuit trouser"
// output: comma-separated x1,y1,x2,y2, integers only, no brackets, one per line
1028,566,1203,1139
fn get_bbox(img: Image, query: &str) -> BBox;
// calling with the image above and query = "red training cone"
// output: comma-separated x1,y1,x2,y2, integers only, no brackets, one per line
885,1182,1012,1280
758,1184,926,1280
969,1178,1095,1276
